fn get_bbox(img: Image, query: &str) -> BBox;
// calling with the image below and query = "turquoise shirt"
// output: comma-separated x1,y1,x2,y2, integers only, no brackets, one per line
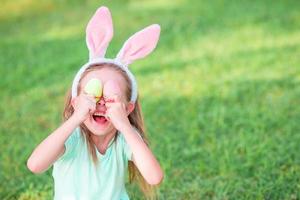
52,127,135,200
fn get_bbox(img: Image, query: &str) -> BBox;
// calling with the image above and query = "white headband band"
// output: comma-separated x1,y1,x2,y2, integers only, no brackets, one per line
71,58,138,102
71,6,160,103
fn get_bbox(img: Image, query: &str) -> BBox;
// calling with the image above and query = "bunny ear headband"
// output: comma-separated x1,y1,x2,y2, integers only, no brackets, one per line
71,6,161,103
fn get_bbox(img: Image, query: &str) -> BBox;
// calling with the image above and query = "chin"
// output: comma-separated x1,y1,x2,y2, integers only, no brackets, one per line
83,115,115,136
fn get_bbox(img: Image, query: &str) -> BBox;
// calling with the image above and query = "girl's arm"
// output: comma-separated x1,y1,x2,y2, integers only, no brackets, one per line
27,115,81,174
27,93,96,174
121,125,164,185
105,95,164,185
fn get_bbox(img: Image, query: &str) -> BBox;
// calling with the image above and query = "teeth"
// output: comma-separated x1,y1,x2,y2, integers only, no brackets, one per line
93,112,104,116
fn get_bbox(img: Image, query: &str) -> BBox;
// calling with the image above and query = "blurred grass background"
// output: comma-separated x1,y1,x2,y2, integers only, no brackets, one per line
0,0,300,199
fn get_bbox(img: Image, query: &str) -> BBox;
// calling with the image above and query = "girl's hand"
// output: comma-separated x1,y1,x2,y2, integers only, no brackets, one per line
105,95,131,131
71,93,97,123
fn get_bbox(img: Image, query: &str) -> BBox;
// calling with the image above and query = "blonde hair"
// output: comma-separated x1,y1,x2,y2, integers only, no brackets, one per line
62,63,158,199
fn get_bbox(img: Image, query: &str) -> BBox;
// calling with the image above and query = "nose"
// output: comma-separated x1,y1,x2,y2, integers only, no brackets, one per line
96,97,107,113
97,96,106,106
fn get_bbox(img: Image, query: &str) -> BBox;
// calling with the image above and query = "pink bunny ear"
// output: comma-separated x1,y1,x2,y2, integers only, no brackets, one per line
86,6,113,60
116,24,160,65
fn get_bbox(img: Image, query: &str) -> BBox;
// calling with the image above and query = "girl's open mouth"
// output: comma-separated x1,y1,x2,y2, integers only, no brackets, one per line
92,113,108,125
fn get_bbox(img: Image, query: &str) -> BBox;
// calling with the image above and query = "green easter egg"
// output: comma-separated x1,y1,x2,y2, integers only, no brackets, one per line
84,78,102,100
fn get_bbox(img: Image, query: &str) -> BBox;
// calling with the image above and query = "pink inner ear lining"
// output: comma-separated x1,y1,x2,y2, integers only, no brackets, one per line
128,45,147,58
87,31,105,52
116,23,161,65
86,6,114,59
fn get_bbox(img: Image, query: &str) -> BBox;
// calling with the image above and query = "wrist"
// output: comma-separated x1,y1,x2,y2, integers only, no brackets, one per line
69,114,84,125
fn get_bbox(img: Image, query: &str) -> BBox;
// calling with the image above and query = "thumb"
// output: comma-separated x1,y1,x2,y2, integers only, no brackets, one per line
89,107,96,116
104,111,111,121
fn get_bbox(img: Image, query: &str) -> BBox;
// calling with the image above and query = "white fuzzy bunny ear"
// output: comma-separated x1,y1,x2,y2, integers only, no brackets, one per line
86,6,113,60
116,24,160,65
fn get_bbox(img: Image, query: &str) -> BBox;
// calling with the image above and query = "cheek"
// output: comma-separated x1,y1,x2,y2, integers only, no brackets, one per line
83,117,92,127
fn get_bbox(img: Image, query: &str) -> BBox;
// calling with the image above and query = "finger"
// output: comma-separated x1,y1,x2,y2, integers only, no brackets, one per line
105,102,113,109
83,93,95,99
85,95,97,104
112,94,121,103
79,92,88,98
105,94,121,103
82,90,93,96
90,98,97,104
89,104,96,114
104,110,111,121
81,92,94,98
105,115,111,121
104,96,115,103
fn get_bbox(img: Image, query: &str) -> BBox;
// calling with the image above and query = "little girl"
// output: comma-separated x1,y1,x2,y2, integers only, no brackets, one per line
27,6,163,200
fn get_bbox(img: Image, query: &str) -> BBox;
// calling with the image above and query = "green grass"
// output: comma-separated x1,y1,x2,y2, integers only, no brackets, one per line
1,0,300,199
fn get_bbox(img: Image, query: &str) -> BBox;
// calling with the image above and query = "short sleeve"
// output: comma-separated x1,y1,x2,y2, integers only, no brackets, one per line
59,127,81,160
120,127,143,161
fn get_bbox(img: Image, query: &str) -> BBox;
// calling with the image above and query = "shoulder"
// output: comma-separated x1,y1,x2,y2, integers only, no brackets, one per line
65,127,82,146
71,127,81,139
56,127,82,162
